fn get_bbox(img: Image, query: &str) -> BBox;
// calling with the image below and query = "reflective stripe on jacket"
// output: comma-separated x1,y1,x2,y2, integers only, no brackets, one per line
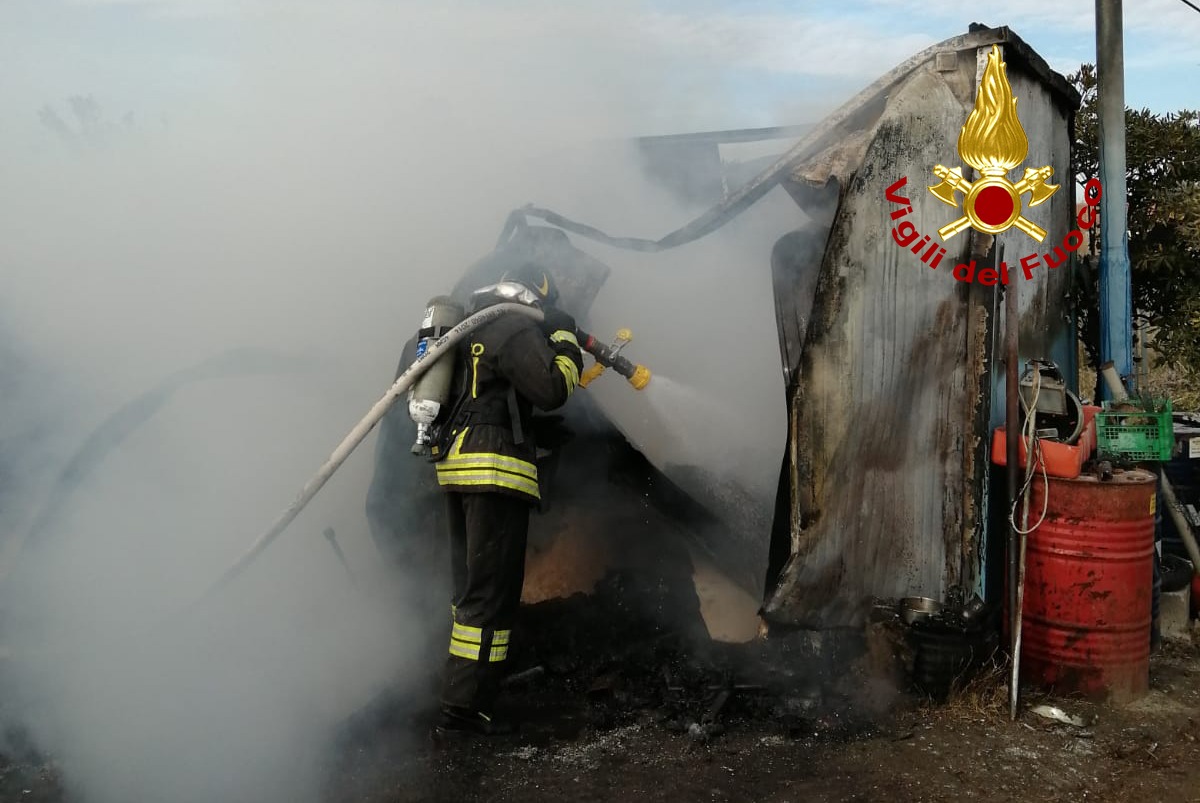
436,426,541,498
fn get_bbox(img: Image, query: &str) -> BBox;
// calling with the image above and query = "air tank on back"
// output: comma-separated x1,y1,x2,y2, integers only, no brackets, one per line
408,296,464,455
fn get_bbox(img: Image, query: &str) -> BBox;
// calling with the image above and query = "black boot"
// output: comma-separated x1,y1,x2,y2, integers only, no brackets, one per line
433,705,515,738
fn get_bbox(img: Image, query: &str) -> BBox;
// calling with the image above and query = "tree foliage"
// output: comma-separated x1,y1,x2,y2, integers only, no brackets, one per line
1068,64,1200,381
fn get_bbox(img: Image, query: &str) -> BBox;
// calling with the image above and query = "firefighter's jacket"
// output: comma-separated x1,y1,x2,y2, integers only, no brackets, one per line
433,304,583,502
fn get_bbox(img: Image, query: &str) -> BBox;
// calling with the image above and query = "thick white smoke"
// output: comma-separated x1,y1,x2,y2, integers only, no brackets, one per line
0,2,870,801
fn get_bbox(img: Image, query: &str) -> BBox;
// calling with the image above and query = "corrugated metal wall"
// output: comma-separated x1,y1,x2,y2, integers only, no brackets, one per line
763,34,1079,627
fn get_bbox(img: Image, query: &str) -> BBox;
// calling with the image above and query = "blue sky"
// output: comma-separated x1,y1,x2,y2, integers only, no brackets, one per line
2,0,1197,145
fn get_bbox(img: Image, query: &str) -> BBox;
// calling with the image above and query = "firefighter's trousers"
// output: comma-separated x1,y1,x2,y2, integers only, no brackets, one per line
440,490,530,714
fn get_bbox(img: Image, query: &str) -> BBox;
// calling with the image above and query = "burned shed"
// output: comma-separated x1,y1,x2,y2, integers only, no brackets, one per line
759,27,1081,627
369,25,1081,634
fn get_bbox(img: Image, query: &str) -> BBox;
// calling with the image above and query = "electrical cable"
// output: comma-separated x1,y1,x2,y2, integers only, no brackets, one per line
1009,366,1049,535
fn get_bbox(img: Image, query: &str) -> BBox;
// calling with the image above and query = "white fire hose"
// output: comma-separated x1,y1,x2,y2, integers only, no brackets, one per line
195,302,544,604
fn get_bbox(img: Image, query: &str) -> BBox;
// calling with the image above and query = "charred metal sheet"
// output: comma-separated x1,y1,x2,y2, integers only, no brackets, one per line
762,35,1079,628
499,27,1075,258
456,224,611,321
771,220,832,388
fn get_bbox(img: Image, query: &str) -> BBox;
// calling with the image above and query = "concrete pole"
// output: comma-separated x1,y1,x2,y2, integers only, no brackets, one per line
1096,0,1134,396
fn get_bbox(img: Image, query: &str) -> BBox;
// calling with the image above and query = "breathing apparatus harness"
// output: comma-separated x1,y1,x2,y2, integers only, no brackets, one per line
411,281,545,462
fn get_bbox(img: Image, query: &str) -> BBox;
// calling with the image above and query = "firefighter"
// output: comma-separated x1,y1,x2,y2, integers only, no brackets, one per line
432,263,583,737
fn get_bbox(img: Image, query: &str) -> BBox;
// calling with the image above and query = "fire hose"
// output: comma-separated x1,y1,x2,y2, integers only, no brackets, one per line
194,302,542,602
193,303,650,606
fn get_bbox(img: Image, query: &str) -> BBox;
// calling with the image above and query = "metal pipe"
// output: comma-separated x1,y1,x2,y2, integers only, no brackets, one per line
322,527,354,584
1139,320,1150,390
1099,361,1129,401
1012,490,1032,721
1161,471,1200,574
1096,0,1134,396
1003,244,1021,720
1011,370,1038,721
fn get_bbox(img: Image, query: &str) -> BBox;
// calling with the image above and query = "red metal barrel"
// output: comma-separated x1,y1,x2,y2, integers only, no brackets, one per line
1020,468,1156,703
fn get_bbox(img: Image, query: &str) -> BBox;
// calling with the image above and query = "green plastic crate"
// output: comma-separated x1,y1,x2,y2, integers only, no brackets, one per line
1095,396,1174,462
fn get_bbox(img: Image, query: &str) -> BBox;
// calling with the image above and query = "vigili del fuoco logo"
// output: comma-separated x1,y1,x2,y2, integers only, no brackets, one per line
886,44,1102,285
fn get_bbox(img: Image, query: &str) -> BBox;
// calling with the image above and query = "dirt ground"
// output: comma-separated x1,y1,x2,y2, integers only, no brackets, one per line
324,635,1200,803
2,580,1197,803
316,562,1200,803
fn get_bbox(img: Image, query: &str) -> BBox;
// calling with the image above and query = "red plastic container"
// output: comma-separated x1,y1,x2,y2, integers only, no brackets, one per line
992,406,1100,480
1019,468,1157,703
1080,404,1100,453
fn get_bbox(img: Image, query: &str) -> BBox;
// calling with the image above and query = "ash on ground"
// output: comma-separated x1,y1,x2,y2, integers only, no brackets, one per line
507,569,896,744
334,565,903,763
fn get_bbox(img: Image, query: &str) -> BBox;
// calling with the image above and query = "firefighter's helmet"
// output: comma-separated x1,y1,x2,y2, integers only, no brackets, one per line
501,263,559,307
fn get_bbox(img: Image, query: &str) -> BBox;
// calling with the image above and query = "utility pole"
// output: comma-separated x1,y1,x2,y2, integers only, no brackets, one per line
1095,0,1134,396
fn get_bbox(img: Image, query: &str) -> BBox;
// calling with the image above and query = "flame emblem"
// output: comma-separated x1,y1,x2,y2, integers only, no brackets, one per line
928,45,1059,241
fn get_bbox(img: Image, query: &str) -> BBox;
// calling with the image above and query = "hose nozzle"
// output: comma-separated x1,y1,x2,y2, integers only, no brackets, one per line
627,363,651,390
577,328,651,391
